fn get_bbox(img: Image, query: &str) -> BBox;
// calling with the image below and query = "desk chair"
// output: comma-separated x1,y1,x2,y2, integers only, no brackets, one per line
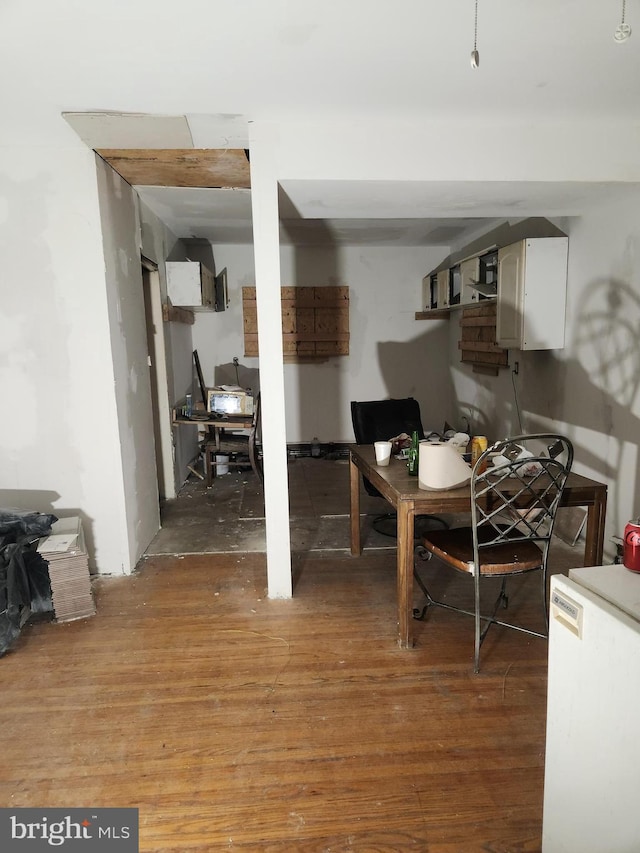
414,434,573,672
350,397,447,538
204,393,263,486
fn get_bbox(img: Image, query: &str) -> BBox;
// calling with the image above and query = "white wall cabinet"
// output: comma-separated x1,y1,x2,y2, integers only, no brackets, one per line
460,256,480,305
497,237,568,350
166,260,215,311
421,273,437,310
437,269,449,309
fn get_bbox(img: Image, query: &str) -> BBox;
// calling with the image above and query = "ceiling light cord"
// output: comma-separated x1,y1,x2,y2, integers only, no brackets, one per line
474,0,478,49
615,0,632,42
470,0,480,68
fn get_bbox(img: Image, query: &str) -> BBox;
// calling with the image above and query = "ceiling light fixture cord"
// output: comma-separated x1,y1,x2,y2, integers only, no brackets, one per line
470,0,480,68
615,0,632,42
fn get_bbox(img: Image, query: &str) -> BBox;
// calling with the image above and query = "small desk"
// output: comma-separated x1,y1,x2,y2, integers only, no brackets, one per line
349,444,608,649
172,408,260,485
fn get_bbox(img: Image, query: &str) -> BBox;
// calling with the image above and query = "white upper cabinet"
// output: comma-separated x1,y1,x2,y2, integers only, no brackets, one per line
497,237,568,350
166,260,215,311
437,269,449,309
460,256,480,305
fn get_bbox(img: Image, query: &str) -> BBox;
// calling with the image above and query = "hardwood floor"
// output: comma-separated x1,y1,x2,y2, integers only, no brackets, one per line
0,548,550,852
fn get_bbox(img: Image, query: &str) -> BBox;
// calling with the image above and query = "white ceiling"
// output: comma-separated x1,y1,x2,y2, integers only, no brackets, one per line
57,0,640,249
45,2,640,126
135,184,503,246
135,180,640,247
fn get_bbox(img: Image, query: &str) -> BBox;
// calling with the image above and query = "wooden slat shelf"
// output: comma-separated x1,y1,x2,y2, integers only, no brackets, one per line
414,310,450,320
415,298,496,321
282,332,350,342
457,340,508,354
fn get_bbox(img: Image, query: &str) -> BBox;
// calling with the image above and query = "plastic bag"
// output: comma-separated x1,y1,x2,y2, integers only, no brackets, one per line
0,508,57,656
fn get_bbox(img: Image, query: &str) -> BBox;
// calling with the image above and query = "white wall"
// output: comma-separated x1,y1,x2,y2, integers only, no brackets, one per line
192,242,454,443
95,158,160,571
0,140,132,574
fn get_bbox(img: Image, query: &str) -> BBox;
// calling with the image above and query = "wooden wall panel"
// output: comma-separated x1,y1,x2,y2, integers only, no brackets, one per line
242,286,350,360
459,302,509,375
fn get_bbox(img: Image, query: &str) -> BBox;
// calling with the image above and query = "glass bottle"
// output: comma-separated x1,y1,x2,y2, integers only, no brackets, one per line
408,430,419,476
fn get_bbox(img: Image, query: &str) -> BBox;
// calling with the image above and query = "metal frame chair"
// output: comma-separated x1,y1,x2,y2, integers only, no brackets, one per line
414,434,574,672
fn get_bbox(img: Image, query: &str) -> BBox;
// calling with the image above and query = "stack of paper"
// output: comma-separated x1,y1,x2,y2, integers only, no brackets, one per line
37,517,95,622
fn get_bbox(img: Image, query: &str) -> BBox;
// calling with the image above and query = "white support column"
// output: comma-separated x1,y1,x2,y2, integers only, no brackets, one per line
248,122,292,599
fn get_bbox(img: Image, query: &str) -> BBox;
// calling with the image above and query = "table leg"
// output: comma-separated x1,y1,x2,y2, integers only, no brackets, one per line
205,442,213,487
350,455,361,556
584,494,607,566
248,429,263,483
396,500,415,649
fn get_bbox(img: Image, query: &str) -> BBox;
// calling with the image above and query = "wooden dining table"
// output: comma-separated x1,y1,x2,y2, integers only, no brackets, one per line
349,444,608,649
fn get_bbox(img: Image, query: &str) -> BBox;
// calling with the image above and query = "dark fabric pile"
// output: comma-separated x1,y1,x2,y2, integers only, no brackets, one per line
0,509,58,656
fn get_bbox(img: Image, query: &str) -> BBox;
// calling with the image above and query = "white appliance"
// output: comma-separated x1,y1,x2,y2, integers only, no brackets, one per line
542,566,640,852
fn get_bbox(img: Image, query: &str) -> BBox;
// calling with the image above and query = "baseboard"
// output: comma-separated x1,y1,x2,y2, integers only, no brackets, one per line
287,442,351,459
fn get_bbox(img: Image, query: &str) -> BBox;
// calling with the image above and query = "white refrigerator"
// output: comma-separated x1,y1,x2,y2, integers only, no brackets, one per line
542,566,640,852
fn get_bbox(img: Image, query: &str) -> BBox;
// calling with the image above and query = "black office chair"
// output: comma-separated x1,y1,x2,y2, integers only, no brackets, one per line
350,398,448,538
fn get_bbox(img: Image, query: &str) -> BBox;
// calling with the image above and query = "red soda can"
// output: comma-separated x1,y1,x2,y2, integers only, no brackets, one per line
623,518,640,572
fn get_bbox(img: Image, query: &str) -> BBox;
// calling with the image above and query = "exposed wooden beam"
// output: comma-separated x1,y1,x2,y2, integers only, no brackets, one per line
96,148,250,188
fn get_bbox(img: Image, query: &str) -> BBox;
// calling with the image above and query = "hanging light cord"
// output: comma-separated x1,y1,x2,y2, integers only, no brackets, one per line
615,0,632,41
473,0,478,53
470,0,480,67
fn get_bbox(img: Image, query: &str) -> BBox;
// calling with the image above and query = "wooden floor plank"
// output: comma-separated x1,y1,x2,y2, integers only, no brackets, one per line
0,552,549,851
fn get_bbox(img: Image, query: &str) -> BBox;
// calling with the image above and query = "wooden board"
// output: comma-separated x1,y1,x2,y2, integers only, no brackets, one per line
459,303,509,374
96,148,250,188
242,286,350,359
162,303,195,325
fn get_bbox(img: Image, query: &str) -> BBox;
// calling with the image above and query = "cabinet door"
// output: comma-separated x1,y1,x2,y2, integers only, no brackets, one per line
429,273,438,309
422,273,439,311
521,238,568,350
497,237,568,350
460,257,480,304
497,241,525,348
449,264,461,305
202,265,215,310
166,261,214,311
421,275,430,311
437,269,449,308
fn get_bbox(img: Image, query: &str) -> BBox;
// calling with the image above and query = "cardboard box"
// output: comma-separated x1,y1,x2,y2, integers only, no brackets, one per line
207,387,254,416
